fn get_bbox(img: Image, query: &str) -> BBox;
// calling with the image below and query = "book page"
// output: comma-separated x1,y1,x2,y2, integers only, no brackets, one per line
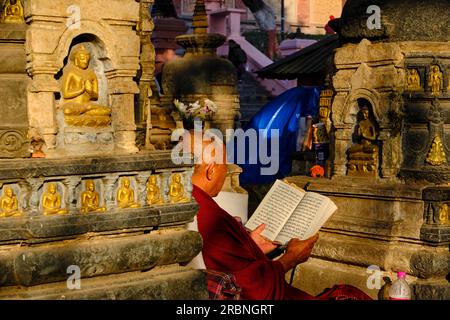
245,180,305,241
275,192,336,244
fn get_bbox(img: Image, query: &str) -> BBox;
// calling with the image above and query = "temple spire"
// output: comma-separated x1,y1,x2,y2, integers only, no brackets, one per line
192,0,208,34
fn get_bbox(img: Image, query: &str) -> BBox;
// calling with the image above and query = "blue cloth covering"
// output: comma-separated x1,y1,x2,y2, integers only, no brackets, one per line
231,86,321,185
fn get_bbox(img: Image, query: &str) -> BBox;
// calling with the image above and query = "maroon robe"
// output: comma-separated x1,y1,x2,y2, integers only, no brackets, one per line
193,185,372,300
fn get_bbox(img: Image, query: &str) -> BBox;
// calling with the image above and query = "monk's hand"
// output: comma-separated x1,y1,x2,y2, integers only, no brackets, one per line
250,223,278,254
278,233,319,272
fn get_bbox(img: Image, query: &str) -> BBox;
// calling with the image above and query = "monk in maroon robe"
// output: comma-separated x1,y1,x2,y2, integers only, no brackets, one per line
187,131,371,300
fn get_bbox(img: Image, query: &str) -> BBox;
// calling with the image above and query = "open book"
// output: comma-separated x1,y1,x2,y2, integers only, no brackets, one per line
245,179,337,245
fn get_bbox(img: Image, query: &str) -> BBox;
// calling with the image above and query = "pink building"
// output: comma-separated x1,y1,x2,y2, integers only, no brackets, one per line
171,0,346,35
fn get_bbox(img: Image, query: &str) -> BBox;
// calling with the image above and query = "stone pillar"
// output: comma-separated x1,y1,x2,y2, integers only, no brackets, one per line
27,74,60,152
26,177,44,215
332,125,352,177
108,77,140,154
103,175,119,210
63,177,81,211
136,171,152,207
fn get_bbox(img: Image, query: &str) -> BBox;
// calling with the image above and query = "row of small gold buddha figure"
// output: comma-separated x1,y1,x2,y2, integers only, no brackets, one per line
0,173,190,218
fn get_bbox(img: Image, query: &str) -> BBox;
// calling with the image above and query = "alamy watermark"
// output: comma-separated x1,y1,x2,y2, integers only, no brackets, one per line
66,5,81,30
366,265,382,290
67,265,81,290
366,5,381,30
171,122,280,176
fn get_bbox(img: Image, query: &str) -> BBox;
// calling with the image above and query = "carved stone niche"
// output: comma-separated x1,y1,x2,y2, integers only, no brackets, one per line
346,99,380,177
421,187,450,244
25,0,141,158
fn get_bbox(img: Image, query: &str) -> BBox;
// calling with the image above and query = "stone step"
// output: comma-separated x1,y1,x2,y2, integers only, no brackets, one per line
238,71,273,125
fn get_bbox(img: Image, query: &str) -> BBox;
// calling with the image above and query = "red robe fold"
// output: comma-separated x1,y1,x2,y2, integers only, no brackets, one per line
193,185,314,300
193,185,372,301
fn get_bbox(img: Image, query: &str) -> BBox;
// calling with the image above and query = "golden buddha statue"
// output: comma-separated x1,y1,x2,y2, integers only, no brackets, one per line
1,0,24,24
117,177,140,209
42,183,68,215
146,175,164,205
428,65,443,96
406,69,421,91
80,180,106,213
169,173,189,204
0,187,21,217
313,106,330,144
425,135,447,166
347,105,379,176
348,106,378,155
61,45,111,127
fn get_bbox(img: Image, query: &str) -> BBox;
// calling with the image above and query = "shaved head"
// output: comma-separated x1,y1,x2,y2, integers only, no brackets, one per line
182,129,228,197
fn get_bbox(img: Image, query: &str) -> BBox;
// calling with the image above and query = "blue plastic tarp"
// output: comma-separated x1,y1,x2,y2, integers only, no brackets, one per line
232,86,321,185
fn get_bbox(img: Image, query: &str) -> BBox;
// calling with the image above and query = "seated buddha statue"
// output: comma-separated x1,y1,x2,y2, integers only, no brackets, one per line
347,105,379,176
348,106,378,155
60,45,111,127
80,180,106,213
1,0,24,24
117,177,140,209
0,187,21,217
146,175,164,205
169,173,189,204
42,183,68,215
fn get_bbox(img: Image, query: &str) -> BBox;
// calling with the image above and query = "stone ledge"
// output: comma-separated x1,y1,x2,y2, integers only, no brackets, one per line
285,175,425,200
0,229,202,287
0,264,207,300
0,151,192,180
0,202,198,244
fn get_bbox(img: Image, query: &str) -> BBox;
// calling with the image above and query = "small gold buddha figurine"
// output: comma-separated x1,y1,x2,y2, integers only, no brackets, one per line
428,65,443,96
146,175,164,205
439,203,449,225
60,45,111,127
169,173,189,204
80,180,106,213
42,183,68,215
425,135,447,166
1,0,24,24
0,187,21,217
406,69,421,91
117,177,140,209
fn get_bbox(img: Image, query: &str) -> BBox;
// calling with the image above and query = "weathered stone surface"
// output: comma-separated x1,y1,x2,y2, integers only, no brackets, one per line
0,203,197,244
0,229,202,287
0,265,208,300
0,23,30,158
413,279,450,300
0,151,191,180
336,0,450,43
284,176,449,298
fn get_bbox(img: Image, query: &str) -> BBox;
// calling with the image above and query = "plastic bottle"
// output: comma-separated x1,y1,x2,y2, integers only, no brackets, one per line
389,272,411,300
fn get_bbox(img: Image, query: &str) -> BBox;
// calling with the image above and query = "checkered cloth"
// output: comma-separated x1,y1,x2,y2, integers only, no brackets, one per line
205,269,242,300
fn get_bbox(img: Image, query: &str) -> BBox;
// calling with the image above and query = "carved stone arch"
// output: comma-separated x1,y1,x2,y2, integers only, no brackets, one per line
342,88,381,126
52,20,121,73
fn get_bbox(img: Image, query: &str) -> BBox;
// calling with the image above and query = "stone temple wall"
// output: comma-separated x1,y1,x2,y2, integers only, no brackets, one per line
286,38,450,300
0,0,208,300
0,152,207,299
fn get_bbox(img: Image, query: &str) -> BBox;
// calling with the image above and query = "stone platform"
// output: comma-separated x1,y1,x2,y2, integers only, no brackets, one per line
0,152,208,300
285,175,450,300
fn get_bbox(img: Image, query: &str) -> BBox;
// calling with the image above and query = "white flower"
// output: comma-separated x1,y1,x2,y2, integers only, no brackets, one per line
203,99,218,113
174,99,187,113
